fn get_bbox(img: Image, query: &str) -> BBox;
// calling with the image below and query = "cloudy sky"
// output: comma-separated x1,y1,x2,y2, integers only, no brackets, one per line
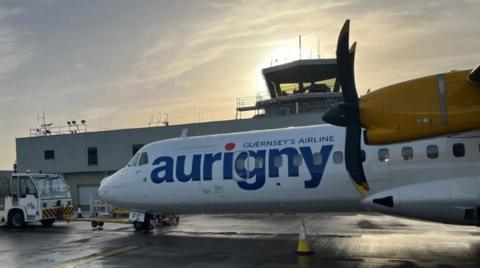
0,0,479,169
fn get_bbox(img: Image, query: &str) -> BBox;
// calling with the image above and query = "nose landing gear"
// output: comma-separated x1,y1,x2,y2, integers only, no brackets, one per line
157,214,180,226
133,213,152,231
132,213,180,231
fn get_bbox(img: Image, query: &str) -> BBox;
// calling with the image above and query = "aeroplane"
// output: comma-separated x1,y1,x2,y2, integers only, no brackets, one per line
98,20,480,230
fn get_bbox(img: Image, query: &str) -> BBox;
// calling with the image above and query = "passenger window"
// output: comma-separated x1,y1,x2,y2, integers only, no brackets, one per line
378,148,390,162
361,150,366,163
255,157,264,168
453,143,465,158
426,145,439,159
401,147,413,160
138,152,149,166
293,154,303,167
333,151,343,164
128,153,140,167
313,153,322,165
235,157,246,170
273,155,283,168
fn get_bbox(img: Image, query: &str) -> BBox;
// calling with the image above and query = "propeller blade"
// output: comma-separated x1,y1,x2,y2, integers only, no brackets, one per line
336,20,358,104
345,125,369,192
468,63,480,86
323,19,369,196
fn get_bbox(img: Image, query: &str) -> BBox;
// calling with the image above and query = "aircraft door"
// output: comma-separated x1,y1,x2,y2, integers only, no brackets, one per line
363,147,392,186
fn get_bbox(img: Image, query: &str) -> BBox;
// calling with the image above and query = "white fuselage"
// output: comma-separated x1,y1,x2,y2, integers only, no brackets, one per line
99,124,480,225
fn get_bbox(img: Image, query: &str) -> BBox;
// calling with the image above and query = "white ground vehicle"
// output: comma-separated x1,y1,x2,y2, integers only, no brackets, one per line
0,173,73,228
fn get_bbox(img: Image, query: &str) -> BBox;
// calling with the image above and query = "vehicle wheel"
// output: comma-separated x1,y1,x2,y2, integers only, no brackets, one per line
91,221,98,228
8,210,25,229
133,221,145,231
98,221,104,227
133,215,151,231
41,219,55,227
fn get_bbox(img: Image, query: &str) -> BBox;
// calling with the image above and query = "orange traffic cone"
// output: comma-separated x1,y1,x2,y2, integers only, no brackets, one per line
295,219,314,255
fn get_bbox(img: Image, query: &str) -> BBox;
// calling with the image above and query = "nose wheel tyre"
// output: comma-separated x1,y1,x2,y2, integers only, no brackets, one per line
8,210,25,229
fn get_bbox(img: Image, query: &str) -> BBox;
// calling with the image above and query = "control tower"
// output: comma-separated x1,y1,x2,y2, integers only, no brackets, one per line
236,59,343,118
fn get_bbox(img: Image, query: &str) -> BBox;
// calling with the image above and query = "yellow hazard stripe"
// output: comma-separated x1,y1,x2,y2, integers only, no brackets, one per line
42,209,56,219
41,206,75,219
63,206,74,216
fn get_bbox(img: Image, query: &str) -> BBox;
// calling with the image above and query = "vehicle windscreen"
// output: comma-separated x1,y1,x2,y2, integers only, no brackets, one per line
33,175,71,199
0,176,10,198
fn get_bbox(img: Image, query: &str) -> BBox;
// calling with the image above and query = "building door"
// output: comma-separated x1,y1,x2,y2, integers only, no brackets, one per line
78,185,99,209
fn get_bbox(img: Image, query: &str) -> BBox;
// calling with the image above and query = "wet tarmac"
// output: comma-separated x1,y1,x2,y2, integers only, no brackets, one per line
1,213,480,268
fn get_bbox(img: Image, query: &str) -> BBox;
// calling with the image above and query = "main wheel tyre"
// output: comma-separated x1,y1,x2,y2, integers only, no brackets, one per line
91,221,98,228
133,214,151,231
133,221,147,231
41,219,55,227
8,210,25,229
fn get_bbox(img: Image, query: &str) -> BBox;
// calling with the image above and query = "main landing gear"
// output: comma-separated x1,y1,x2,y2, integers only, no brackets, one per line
132,213,180,231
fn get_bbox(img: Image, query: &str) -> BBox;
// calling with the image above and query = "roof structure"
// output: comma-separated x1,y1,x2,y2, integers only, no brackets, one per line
262,59,338,98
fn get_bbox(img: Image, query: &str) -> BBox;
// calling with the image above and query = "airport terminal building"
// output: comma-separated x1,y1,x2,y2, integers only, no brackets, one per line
16,59,342,209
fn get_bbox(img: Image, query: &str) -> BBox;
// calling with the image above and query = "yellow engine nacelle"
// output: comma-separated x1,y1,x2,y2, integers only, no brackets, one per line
360,69,480,144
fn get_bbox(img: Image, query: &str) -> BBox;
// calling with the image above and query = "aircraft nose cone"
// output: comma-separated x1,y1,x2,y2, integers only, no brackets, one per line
98,176,110,201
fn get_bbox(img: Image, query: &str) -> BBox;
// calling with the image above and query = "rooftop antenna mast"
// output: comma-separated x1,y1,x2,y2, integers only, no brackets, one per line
163,112,169,126
299,35,302,60
37,111,53,135
317,38,321,59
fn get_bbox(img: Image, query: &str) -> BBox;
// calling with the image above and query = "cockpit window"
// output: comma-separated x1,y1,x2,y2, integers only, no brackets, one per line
128,153,140,167
138,152,149,166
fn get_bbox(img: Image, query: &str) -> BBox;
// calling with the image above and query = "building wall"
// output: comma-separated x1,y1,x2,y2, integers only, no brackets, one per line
16,113,325,174
16,112,326,207
0,170,12,179
64,172,110,209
